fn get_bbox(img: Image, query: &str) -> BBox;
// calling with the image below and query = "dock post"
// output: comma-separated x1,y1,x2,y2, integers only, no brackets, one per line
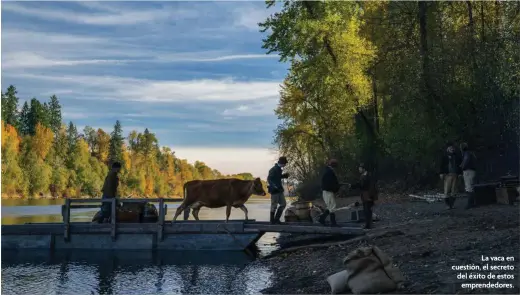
63,199,71,241
111,198,116,241
158,198,164,242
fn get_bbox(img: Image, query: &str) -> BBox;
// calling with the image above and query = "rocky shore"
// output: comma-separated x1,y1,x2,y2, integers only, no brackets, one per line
252,195,520,294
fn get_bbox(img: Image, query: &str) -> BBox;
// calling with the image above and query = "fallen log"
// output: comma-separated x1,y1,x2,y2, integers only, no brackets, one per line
262,229,404,259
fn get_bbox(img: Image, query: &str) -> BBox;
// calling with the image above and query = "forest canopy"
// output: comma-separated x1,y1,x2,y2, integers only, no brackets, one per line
260,0,519,192
1,85,265,199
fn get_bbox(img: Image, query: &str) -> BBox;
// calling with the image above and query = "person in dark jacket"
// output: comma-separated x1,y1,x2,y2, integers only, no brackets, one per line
100,161,122,222
460,142,477,209
439,143,462,209
319,159,341,226
350,163,378,229
267,156,290,224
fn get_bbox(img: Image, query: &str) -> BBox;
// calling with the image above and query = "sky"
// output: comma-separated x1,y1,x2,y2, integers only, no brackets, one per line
1,1,287,179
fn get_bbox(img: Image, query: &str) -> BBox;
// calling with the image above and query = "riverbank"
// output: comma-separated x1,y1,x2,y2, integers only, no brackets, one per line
253,194,520,294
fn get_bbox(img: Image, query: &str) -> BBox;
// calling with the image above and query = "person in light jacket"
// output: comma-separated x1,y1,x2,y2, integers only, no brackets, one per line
460,142,477,209
319,159,341,226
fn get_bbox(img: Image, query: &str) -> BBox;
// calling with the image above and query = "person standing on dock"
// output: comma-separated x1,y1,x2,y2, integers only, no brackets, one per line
267,156,290,224
439,142,462,209
459,142,477,209
100,161,122,223
350,163,378,229
319,159,341,227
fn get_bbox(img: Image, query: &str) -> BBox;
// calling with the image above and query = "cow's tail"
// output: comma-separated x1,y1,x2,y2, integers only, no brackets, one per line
183,183,188,201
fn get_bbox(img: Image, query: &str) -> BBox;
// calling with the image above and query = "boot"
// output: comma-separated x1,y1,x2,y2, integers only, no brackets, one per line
450,196,456,209
465,192,475,209
329,212,338,227
444,197,452,210
274,208,284,224
319,210,330,225
364,215,373,229
269,211,276,224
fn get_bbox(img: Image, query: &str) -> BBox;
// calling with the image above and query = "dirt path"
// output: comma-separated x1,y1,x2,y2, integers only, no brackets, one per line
251,195,520,294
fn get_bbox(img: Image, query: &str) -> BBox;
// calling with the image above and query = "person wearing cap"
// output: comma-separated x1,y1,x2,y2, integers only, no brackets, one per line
350,163,378,229
267,156,290,224
319,159,341,226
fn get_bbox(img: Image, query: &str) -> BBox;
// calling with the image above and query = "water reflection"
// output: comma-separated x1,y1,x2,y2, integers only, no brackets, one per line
2,250,272,295
1,198,273,225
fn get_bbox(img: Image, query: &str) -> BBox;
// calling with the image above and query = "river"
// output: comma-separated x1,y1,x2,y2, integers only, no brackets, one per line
1,198,278,295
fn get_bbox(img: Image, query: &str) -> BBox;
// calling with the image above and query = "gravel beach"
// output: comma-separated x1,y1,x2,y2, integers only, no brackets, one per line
252,194,520,294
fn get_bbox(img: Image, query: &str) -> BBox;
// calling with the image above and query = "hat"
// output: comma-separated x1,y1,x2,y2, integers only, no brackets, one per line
278,156,288,165
328,159,338,167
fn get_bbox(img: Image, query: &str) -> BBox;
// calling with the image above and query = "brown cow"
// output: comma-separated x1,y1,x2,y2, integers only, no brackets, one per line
172,178,266,222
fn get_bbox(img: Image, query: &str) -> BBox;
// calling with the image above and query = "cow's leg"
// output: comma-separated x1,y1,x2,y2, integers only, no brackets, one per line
173,201,191,222
225,204,232,223
192,207,201,221
238,204,249,220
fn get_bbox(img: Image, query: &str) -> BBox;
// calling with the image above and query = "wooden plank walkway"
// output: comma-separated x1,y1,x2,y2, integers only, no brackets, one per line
2,198,365,251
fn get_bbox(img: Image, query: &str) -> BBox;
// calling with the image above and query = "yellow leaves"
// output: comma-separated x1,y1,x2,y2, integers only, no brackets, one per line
32,123,54,160
1,121,21,158
121,143,131,171
96,128,110,163
1,120,5,148
144,176,154,196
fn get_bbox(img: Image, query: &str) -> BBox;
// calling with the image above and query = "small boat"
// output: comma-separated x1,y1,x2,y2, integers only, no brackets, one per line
92,201,159,223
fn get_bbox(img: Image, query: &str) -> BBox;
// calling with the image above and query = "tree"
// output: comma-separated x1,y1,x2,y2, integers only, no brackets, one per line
259,0,519,189
1,85,19,127
48,95,62,134
18,101,30,135
108,120,124,166
1,89,259,199
32,123,54,160
28,98,51,135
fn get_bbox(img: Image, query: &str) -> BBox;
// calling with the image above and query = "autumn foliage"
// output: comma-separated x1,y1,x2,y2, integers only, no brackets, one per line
1,86,263,199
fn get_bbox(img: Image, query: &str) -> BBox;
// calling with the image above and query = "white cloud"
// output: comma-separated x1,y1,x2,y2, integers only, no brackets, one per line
5,73,282,103
2,52,130,69
1,2,174,26
221,97,278,117
173,147,280,179
233,6,273,31
1,30,278,70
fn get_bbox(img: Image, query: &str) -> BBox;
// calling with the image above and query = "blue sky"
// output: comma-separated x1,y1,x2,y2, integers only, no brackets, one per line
1,1,287,178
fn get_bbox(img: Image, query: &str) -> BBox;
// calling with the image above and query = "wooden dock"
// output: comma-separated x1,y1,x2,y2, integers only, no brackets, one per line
1,198,365,251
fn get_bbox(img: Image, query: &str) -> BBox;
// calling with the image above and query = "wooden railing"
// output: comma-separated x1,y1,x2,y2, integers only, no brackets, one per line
61,198,183,242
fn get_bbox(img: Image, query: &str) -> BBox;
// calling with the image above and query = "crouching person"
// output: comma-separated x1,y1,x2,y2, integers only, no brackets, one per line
320,159,341,227
350,163,378,229
100,161,122,223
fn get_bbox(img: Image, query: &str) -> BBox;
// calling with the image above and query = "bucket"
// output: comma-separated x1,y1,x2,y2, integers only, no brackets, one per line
293,201,311,221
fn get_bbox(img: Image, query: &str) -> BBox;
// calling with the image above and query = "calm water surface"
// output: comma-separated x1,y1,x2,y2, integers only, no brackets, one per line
1,198,279,295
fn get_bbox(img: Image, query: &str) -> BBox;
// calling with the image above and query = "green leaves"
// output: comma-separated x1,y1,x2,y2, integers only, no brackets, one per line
262,0,519,185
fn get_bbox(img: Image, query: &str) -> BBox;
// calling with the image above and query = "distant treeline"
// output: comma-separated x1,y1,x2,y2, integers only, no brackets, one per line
1,85,265,199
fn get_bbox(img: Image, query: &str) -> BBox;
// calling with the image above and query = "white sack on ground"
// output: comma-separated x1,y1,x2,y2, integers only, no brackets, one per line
341,245,404,294
327,270,349,294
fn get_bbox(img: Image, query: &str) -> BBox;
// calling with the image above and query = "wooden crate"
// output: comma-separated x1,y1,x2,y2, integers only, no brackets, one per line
496,187,518,205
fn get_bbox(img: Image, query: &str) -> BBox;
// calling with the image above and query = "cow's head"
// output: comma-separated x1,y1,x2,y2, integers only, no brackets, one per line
252,178,266,196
